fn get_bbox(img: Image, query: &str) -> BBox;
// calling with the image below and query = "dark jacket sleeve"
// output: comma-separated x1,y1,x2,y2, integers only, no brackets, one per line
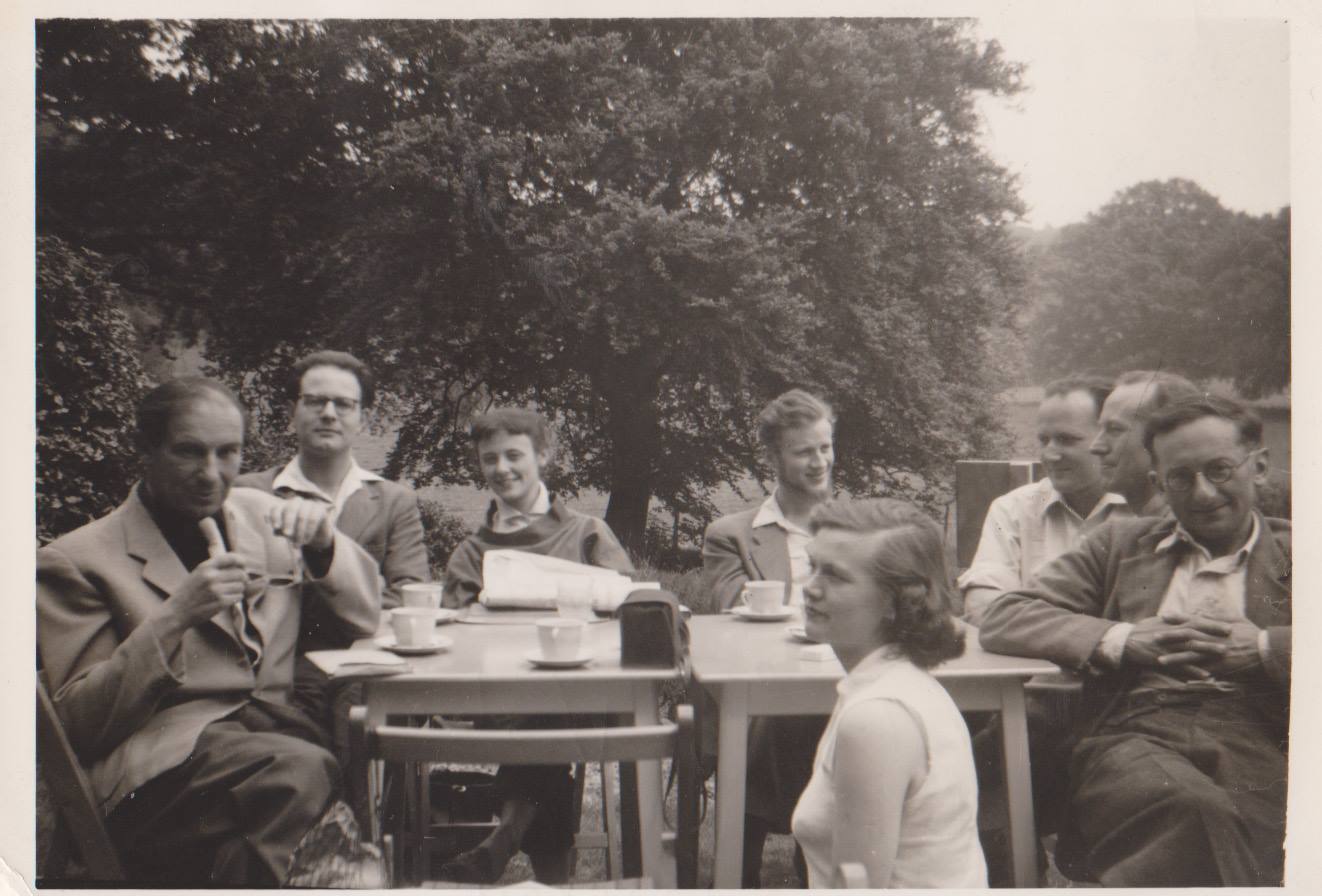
979,525,1120,672
441,538,484,609
701,518,752,611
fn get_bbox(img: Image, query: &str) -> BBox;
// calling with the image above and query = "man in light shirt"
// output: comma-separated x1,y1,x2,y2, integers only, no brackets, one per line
236,350,429,612
980,396,1289,886
960,375,1131,627
702,388,835,887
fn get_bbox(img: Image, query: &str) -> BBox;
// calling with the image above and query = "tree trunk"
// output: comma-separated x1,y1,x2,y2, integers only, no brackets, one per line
601,378,661,557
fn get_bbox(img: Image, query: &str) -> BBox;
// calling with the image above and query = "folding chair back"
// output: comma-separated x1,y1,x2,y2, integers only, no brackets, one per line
350,705,698,888
36,676,124,883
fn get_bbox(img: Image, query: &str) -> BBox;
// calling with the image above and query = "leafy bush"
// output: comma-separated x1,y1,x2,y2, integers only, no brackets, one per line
417,495,472,579
36,236,152,543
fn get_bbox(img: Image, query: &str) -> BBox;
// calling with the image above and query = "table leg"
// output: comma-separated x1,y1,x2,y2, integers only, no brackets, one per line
1000,679,1038,887
633,684,672,888
713,683,749,890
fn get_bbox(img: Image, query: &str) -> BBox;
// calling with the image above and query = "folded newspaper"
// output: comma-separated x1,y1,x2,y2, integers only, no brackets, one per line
478,548,655,612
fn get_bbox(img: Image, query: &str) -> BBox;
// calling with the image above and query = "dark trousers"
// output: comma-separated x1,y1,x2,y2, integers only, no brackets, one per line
488,714,582,857
1068,689,1287,887
107,700,339,887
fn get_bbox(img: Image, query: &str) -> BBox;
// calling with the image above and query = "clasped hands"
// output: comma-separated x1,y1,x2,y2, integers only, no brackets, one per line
1123,612,1263,681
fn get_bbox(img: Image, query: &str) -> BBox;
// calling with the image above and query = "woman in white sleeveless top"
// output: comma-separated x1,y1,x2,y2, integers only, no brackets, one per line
791,498,987,888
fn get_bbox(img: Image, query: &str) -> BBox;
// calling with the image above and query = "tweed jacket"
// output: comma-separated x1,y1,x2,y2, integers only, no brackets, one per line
236,464,428,609
701,507,793,612
980,513,1291,729
37,485,381,813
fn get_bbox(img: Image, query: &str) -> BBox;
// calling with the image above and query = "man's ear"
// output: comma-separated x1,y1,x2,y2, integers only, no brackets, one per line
1148,468,1165,496
1250,447,1271,485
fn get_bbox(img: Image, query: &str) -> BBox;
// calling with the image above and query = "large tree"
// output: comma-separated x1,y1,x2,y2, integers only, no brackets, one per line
38,19,1028,551
1029,179,1289,396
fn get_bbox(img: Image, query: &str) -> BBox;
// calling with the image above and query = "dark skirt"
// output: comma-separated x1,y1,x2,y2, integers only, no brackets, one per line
745,715,828,832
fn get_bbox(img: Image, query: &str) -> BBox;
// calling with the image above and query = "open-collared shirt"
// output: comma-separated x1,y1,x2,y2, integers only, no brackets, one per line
960,478,1130,624
491,481,552,534
753,492,813,603
1096,514,1267,688
271,454,384,514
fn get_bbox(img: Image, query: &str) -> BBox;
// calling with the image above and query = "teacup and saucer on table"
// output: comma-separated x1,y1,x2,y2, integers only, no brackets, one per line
526,618,594,668
377,606,454,655
730,580,794,622
389,583,460,626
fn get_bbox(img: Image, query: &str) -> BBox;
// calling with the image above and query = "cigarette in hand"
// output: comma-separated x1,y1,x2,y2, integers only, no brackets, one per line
199,517,226,559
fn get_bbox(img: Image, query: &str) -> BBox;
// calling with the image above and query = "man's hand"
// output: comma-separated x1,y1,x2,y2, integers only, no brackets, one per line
266,497,336,551
1122,614,1233,680
1159,613,1263,679
154,553,260,638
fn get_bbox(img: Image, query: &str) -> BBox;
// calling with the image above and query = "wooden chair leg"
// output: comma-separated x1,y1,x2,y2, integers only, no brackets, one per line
603,761,622,879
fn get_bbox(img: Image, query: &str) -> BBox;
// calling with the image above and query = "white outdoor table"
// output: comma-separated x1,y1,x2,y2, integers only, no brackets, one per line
351,613,679,887
689,614,1057,889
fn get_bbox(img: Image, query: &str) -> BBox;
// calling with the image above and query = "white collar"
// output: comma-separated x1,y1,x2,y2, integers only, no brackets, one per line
1041,482,1129,522
1155,512,1261,565
752,492,813,538
272,454,382,505
494,481,551,524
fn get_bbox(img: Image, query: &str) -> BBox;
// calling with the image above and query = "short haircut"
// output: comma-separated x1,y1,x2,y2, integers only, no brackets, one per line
1143,395,1263,458
1043,374,1114,417
136,377,246,452
808,497,965,669
1112,370,1201,422
756,389,835,452
470,407,554,455
291,350,375,408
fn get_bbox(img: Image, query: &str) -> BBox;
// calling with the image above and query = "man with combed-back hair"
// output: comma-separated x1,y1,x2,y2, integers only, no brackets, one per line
1090,369,1201,515
981,396,1289,886
37,377,381,886
701,388,836,887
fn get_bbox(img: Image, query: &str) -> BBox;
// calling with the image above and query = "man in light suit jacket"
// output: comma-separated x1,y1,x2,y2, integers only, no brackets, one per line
37,378,382,886
980,396,1289,886
702,389,836,887
235,350,429,612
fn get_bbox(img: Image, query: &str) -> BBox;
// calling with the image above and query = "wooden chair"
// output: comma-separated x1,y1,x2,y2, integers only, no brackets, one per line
350,705,698,889
36,675,125,884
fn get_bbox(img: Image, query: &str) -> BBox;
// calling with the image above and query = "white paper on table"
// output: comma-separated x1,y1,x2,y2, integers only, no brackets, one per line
478,548,651,612
305,648,409,678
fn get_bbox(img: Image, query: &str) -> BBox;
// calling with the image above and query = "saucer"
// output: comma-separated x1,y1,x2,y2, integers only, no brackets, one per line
785,624,821,643
732,606,794,622
525,651,595,669
375,634,453,656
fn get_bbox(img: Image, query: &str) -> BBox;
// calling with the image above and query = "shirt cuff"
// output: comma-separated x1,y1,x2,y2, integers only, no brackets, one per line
1257,628,1271,664
1096,622,1134,668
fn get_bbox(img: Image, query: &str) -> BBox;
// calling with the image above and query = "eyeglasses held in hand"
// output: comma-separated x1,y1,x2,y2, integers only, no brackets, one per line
1162,451,1260,493
300,394,360,413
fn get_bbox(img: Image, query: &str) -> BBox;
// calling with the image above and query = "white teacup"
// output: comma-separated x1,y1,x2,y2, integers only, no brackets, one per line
391,607,436,648
537,618,586,661
742,580,786,614
401,583,443,610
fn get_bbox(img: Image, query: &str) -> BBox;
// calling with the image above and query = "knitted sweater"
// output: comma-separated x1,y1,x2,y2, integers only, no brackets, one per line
441,497,634,608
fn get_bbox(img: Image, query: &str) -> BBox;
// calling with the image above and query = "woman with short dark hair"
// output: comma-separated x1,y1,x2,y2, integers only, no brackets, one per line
792,498,986,888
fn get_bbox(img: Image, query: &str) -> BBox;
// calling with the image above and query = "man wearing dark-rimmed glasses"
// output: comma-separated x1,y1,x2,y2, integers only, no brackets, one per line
237,351,429,747
980,396,1289,887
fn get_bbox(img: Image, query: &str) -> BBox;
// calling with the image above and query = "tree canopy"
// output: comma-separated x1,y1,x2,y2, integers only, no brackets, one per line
1028,179,1289,396
38,19,1028,549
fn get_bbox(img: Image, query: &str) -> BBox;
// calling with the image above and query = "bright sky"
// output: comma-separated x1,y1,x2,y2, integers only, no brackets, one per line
974,16,1290,228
